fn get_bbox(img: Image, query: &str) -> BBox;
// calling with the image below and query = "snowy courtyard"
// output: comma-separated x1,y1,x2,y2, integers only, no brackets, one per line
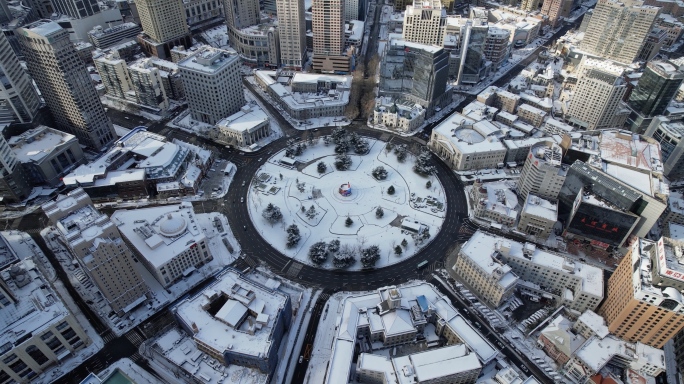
247,131,446,270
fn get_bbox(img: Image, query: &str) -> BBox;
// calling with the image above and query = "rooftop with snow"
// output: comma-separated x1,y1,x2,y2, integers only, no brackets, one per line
521,194,558,221
8,126,77,164
431,112,507,154
216,104,269,133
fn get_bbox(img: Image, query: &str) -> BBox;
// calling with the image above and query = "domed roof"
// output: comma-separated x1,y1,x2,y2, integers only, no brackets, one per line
158,213,187,237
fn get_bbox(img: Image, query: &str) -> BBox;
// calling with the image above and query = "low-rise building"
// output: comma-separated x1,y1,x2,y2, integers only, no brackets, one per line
517,194,558,238
111,203,213,288
0,234,91,384
88,22,141,48
662,189,684,228
428,113,507,171
538,315,586,366
517,103,547,127
128,58,169,112
371,97,425,132
254,70,350,120
542,118,575,136
214,105,271,148
517,141,566,201
8,126,85,187
173,268,292,376
470,180,518,226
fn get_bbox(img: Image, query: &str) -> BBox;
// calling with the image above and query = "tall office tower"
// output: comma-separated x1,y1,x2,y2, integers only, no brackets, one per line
402,0,447,46
0,33,41,125
521,0,540,11
627,60,684,133
645,116,684,180
277,0,307,69
128,58,169,111
567,58,628,130
224,0,260,30
135,0,191,59
93,51,134,100
312,0,350,73
0,1,12,23
344,0,359,21
517,141,566,201
179,47,245,124
52,0,100,18
483,27,510,70
18,21,116,150
0,135,31,202
581,0,660,64
445,19,491,85
24,0,53,18
42,188,151,317
541,0,573,28
598,236,684,348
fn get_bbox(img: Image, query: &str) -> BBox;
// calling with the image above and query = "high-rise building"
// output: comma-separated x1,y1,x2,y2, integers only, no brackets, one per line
402,0,447,46
42,188,151,316
645,116,684,180
277,0,307,70
0,135,31,203
223,0,279,67
517,141,566,201
128,58,169,111
18,21,116,150
179,47,245,124
567,58,629,130
93,50,134,100
135,0,192,59
521,0,541,12
224,0,260,30
627,60,684,133
51,0,100,19
0,33,41,125
581,0,660,64
88,23,142,49
312,0,350,73
483,27,510,70
445,19,491,85
541,0,573,28
598,236,684,349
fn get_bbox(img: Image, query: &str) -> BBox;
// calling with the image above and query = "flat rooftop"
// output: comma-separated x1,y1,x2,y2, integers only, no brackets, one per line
522,194,558,221
217,105,269,133
9,126,75,164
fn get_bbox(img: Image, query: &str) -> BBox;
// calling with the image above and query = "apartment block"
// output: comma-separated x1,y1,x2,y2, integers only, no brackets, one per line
517,194,558,239
517,141,566,201
402,0,446,46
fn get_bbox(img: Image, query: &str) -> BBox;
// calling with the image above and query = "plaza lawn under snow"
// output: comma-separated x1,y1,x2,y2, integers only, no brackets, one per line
247,135,446,270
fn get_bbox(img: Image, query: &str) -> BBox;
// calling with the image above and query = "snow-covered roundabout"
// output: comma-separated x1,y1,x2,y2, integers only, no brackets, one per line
247,130,446,271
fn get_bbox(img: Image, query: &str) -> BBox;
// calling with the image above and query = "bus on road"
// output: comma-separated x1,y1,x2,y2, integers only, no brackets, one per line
417,260,428,270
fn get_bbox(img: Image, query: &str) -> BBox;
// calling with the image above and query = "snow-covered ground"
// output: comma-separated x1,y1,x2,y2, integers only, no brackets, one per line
247,137,445,270
201,25,231,49
40,207,240,336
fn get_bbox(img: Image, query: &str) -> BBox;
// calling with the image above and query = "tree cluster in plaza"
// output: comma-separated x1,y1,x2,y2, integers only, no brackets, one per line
285,139,307,158
376,206,384,218
317,161,327,173
412,226,431,246
413,148,435,175
335,154,353,170
372,166,387,180
305,205,318,219
345,216,354,227
333,244,357,268
308,241,328,264
387,185,395,195
394,144,407,162
262,203,282,225
286,224,301,248
361,245,381,268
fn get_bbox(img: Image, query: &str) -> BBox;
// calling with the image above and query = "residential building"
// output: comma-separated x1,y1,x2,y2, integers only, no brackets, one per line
178,47,245,125
483,27,510,70
598,236,684,348
344,0,362,21
277,0,307,70
494,90,520,114
541,0,573,28
93,50,134,100
645,116,684,179
470,180,519,227
521,0,540,11
148,57,185,100
371,97,426,133
0,135,31,203
42,188,151,316
254,71,350,119
0,237,91,383
573,310,610,340
214,105,271,148
567,58,629,130
464,231,603,313
88,22,141,48
8,126,84,186
517,194,558,239
18,20,116,150
357,345,481,384
173,268,292,375
128,58,169,112
517,141,566,201
517,103,547,127
581,0,660,64
429,114,507,171
111,203,213,287
323,281,499,384
402,0,447,46
542,118,574,136
135,0,191,59
0,32,40,125
379,38,450,117
454,232,518,307
312,0,349,73
627,60,684,133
